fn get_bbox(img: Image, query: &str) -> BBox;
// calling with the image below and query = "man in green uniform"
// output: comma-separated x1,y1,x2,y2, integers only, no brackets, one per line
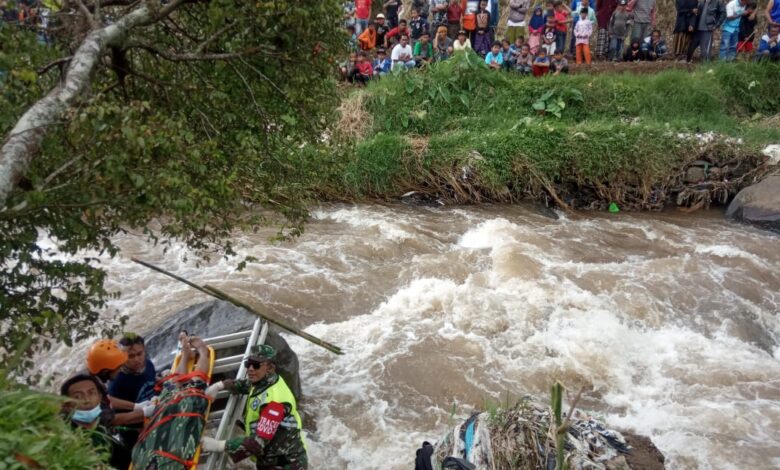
201,345,307,470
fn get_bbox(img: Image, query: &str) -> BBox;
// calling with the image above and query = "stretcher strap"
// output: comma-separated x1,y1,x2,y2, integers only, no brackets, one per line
137,412,205,443
152,449,195,469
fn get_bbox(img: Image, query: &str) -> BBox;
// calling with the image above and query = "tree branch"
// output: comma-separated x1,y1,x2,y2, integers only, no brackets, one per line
74,0,99,29
126,42,262,61
37,56,73,75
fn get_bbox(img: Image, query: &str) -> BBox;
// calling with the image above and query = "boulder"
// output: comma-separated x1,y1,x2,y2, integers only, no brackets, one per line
726,174,780,233
142,300,302,400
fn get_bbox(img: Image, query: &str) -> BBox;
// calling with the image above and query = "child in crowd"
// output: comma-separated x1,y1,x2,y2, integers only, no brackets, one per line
737,1,757,55
454,29,473,51
347,25,358,52
485,41,504,69
608,0,631,61
349,52,374,84
515,44,534,74
623,38,642,61
373,48,392,76
641,29,667,60
384,0,400,27
501,39,514,69
532,47,551,76
476,0,492,39
433,25,454,60
528,6,546,54
509,36,526,63
473,0,492,56
574,7,593,63
414,30,435,65
553,1,572,55
755,23,780,62
358,22,378,50
719,0,748,61
551,50,569,74
542,28,557,55
409,8,430,43
340,52,358,81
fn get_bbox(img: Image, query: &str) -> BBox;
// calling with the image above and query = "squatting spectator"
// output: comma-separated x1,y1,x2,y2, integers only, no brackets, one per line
756,23,780,61
414,31,435,66
485,41,504,69
641,29,668,59
392,35,416,69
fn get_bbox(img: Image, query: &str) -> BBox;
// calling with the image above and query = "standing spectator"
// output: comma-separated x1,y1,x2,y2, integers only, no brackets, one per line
766,0,780,25
453,29,473,50
533,47,552,75
376,14,390,48
414,30,435,65
355,0,371,34
359,22,378,50
447,0,463,38
413,0,431,20
373,48,393,76
385,19,410,49
462,0,480,42
528,6,546,54
641,29,668,59
507,0,531,44
574,7,594,63
755,23,780,60
431,0,449,30
543,18,559,54
737,1,757,54
515,44,535,73
719,0,748,61
474,24,492,56
624,38,643,60
686,0,725,62
344,1,356,28
347,25,358,52
673,0,699,58
433,25,455,60
628,0,657,42
385,0,400,27
608,0,632,60
596,0,620,58
485,41,505,69
569,0,596,55
551,50,570,73
476,0,492,41
410,8,430,43
392,34,417,69
553,1,572,55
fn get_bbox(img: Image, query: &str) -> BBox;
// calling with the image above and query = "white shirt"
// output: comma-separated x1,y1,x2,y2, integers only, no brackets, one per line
391,43,413,62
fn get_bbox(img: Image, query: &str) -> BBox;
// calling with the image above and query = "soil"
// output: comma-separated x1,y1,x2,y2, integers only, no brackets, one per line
622,431,666,470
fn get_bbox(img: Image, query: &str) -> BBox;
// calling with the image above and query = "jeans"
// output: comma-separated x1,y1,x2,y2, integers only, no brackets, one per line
687,30,714,61
608,37,624,60
719,29,739,61
393,60,416,70
355,18,369,35
555,30,567,55
631,22,650,42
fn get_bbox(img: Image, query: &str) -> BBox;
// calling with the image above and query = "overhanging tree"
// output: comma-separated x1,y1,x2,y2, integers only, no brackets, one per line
0,0,344,374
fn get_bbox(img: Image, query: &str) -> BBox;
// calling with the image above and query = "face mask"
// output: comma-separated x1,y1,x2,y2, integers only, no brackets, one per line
72,404,102,424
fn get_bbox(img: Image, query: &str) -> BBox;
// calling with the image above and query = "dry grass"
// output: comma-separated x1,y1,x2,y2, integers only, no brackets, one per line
334,90,373,141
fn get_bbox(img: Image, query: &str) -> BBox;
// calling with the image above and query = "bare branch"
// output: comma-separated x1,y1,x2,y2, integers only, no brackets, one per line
196,21,238,53
74,0,99,29
127,42,263,61
37,56,73,75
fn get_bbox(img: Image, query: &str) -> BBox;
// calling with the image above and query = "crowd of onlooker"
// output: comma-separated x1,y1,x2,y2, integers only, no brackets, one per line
341,0,780,83
0,0,58,43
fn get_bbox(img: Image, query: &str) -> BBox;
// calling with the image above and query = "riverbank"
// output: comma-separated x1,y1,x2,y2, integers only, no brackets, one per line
322,53,779,212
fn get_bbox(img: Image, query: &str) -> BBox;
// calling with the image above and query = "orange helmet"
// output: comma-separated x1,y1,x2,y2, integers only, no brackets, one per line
86,339,128,374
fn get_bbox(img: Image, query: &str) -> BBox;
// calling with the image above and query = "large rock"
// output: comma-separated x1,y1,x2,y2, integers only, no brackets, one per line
142,300,302,400
726,175,780,232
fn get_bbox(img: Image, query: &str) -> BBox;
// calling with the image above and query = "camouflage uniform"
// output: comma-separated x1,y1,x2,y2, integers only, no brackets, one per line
131,372,210,469
224,373,308,470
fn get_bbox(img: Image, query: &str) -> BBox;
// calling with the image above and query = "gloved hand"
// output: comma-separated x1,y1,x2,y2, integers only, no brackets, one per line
200,436,226,453
204,381,224,399
134,400,152,411
142,403,156,418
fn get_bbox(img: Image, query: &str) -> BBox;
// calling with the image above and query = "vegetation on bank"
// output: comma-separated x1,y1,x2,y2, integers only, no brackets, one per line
330,52,779,209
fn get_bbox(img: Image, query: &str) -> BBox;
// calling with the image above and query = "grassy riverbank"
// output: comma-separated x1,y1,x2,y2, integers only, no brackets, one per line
325,53,779,210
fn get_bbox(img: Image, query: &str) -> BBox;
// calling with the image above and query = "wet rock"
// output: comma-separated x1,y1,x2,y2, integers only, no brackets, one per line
142,300,302,400
684,166,706,183
726,175,780,233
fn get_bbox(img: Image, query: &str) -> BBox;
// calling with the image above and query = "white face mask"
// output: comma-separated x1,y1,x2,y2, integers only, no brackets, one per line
72,404,102,424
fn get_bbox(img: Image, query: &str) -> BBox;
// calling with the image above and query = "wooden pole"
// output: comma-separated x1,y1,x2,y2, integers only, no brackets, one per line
131,257,343,355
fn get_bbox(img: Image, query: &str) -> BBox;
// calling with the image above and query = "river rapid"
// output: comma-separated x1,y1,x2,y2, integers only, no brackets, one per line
41,204,780,469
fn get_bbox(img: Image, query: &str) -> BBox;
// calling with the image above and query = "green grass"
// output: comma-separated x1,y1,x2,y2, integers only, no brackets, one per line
327,51,779,207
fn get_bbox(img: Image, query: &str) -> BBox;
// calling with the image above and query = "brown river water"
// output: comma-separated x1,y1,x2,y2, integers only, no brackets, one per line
39,203,780,469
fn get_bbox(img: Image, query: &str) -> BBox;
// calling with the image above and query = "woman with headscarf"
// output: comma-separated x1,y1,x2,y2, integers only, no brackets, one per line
528,5,546,54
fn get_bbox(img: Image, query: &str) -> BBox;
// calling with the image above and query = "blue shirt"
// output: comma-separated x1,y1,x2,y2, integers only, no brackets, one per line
485,51,504,65
108,359,157,403
722,0,745,33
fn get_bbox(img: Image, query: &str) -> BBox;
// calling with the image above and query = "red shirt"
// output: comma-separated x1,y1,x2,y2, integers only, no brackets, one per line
554,10,568,32
356,61,373,75
447,3,463,22
355,0,371,20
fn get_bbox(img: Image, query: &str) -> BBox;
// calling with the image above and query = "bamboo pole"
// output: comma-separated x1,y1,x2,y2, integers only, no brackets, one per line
131,257,343,355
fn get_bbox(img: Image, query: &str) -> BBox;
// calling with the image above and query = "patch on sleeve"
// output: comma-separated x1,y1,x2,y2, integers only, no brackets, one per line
255,401,286,440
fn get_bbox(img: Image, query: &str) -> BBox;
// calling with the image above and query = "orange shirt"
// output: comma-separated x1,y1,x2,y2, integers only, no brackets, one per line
358,28,377,50
461,0,479,30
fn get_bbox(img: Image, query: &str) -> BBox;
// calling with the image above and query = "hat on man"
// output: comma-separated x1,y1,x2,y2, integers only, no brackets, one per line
248,344,276,362
376,13,385,19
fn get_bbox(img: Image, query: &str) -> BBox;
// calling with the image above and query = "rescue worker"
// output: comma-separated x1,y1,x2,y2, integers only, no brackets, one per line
201,345,307,469
60,373,133,469
110,333,158,448
85,339,153,426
